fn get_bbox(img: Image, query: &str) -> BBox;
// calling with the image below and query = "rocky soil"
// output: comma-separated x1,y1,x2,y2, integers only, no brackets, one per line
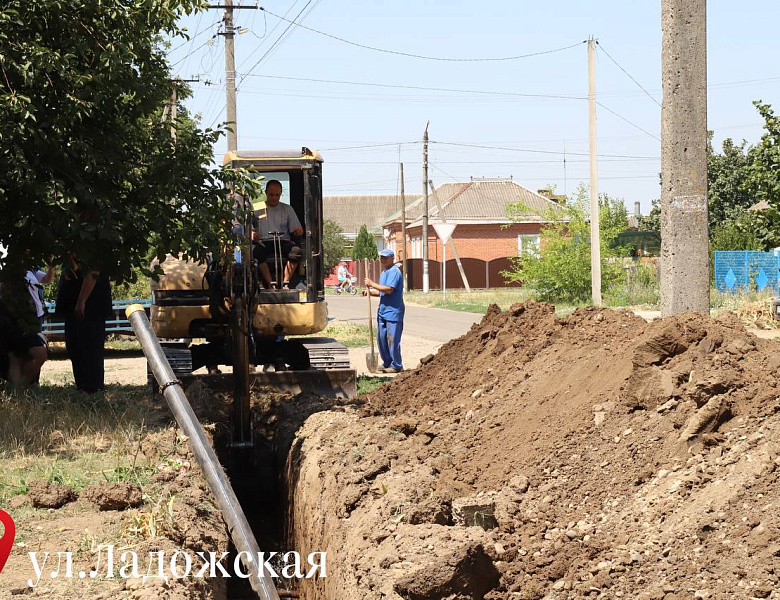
287,302,780,599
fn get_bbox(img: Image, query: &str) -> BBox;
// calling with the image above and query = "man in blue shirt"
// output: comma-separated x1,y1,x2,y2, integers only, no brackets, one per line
364,248,405,373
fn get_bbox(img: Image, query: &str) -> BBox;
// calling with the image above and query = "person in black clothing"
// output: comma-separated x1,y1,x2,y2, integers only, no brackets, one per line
55,255,112,393
0,273,48,385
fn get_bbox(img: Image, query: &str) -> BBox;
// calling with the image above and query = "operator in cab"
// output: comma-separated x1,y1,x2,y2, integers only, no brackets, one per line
254,179,304,289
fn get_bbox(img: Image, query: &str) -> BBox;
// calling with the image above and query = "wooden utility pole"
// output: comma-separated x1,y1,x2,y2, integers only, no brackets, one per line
422,122,430,293
428,179,471,292
223,0,237,152
660,0,709,315
587,37,602,306
400,162,408,292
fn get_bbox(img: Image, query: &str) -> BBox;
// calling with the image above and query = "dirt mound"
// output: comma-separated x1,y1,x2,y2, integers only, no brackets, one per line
81,482,143,511
27,479,77,508
289,302,780,599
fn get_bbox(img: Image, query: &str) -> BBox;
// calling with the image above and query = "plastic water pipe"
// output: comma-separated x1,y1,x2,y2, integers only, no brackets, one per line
125,305,279,600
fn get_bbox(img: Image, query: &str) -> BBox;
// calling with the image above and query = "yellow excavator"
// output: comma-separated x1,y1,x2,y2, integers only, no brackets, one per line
148,148,355,447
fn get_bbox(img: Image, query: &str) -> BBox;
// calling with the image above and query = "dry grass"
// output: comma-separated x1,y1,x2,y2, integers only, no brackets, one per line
0,385,157,505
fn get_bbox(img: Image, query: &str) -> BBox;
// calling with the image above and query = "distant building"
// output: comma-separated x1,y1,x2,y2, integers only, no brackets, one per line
381,178,566,263
323,194,420,255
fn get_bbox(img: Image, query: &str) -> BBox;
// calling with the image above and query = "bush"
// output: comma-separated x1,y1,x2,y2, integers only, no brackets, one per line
503,185,628,304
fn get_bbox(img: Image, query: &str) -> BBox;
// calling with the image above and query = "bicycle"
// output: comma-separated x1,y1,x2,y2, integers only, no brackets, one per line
335,276,358,295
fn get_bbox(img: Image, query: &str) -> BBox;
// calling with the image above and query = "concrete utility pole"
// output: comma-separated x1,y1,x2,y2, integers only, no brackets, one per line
400,162,408,292
422,122,430,293
660,0,709,315
587,37,602,306
224,0,237,152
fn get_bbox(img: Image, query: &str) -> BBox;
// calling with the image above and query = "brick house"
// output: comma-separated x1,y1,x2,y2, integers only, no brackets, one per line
382,177,566,264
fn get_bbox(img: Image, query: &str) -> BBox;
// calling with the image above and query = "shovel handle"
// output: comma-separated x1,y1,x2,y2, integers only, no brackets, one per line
365,258,376,354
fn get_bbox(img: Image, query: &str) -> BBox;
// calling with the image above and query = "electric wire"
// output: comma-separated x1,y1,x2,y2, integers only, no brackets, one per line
431,141,659,160
180,10,205,77
237,0,320,89
597,42,662,108
258,7,586,63
596,101,660,142
239,73,585,101
236,0,304,71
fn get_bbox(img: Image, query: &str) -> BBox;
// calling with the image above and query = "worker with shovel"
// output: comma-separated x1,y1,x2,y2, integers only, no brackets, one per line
364,248,404,373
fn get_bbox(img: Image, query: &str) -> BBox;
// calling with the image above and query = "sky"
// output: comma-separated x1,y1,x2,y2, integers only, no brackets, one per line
167,1,780,215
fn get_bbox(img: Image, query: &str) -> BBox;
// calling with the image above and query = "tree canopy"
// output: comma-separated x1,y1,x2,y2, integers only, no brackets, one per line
640,101,780,250
323,219,348,275
0,0,249,284
352,224,378,260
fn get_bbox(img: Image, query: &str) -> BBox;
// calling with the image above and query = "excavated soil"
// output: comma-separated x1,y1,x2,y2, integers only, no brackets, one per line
287,301,780,599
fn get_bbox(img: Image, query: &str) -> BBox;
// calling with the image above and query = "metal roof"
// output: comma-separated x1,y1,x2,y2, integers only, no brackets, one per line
323,195,422,235
384,179,566,226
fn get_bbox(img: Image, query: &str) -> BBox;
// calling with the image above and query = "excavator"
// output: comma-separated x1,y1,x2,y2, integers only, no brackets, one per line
148,148,355,449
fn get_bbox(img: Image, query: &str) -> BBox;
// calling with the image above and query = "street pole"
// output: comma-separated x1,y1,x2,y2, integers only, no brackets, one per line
170,87,177,143
400,162,408,292
224,0,238,152
422,122,430,293
660,0,709,315
588,37,602,306
428,179,471,292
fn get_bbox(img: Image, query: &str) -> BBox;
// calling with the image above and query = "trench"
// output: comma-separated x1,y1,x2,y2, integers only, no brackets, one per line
210,390,349,600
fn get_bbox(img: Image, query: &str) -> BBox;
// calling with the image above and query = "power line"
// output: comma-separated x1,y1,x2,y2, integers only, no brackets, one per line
597,42,662,108
239,73,586,101
236,0,304,71
238,0,319,88
258,7,585,62
319,141,420,151
180,10,205,76
431,140,659,160
595,101,660,142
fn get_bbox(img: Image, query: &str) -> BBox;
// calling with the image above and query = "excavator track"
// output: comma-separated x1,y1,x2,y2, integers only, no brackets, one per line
150,339,356,398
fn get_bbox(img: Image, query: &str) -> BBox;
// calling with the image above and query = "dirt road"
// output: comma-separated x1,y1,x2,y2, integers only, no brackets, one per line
325,294,482,343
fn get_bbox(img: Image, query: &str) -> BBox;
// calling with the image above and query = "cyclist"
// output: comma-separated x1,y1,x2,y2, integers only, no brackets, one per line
337,261,353,293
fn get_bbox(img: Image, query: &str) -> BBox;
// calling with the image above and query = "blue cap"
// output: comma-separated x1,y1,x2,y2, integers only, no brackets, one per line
379,248,395,258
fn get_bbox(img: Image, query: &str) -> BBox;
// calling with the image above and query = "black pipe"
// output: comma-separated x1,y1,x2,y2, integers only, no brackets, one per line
126,304,279,600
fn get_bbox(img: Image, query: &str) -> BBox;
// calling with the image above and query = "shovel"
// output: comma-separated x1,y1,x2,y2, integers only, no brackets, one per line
365,259,379,373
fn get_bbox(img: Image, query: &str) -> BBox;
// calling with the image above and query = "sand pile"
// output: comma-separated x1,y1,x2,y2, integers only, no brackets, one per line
288,302,780,599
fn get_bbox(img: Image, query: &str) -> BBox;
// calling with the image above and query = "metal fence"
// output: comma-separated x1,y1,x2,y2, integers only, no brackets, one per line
713,250,780,293
353,257,520,290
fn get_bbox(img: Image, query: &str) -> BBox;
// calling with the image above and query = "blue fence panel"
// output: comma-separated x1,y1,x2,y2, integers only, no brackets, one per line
714,250,780,293
42,298,152,338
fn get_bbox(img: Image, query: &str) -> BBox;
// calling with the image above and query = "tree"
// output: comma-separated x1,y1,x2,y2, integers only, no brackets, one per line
323,220,347,275
0,0,250,287
707,133,755,231
352,224,378,260
503,185,626,303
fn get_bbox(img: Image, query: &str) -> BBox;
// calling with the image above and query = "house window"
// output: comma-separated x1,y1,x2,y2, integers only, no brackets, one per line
518,234,540,256
411,236,422,259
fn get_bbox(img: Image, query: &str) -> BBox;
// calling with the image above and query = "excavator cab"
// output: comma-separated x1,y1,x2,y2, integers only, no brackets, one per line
149,148,355,447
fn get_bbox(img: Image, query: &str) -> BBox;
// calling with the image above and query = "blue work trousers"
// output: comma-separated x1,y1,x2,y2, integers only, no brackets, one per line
377,316,403,370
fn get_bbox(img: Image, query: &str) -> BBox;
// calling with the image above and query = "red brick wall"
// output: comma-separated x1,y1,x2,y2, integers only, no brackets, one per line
386,222,543,262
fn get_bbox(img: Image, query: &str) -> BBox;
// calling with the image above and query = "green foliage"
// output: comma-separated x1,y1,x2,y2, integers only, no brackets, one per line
638,199,660,232
503,185,626,304
710,208,764,252
708,134,755,230
323,220,348,275
0,0,255,286
352,224,378,260
604,262,660,308
638,105,780,250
